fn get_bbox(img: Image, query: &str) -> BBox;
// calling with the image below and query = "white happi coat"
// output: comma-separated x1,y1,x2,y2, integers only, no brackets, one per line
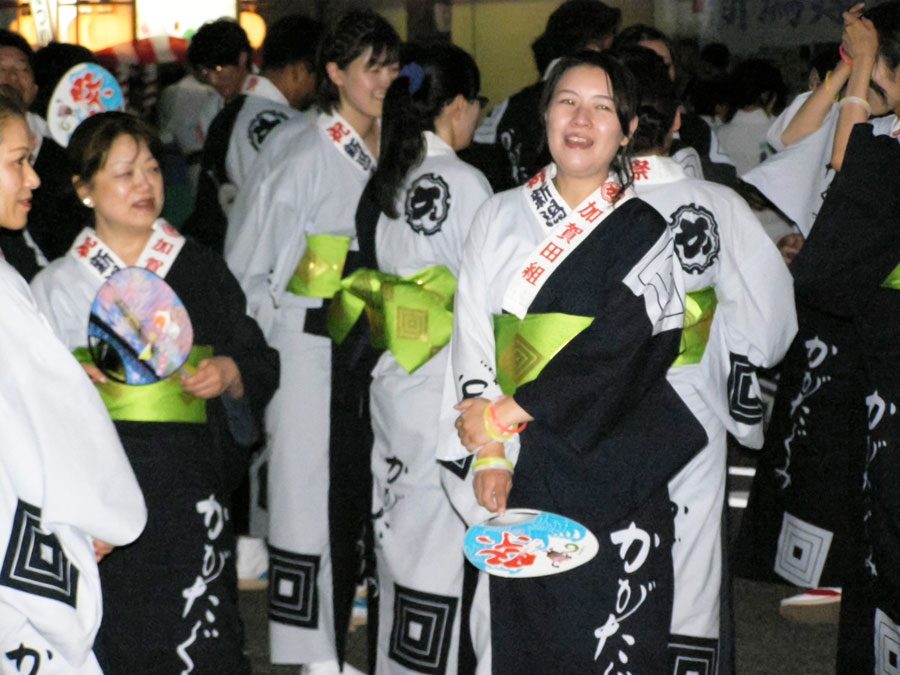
370,132,491,675
0,261,145,674
225,110,374,665
744,95,900,236
633,155,797,659
225,75,300,193
223,113,314,259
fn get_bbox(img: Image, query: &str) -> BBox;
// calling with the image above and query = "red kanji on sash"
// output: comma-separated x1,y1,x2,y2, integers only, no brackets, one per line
526,169,547,189
522,262,545,285
152,238,174,255
144,257,164,274
578,201,603,223
556,222,583,244
602,182,621,203
325,122,350,143
540,242,564,262
77,236,97,258
631,159,650,181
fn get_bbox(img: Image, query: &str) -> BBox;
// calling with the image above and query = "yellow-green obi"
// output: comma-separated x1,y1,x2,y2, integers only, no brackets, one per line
672,286,718,368
327,265,456,374
73,345,213,423
493,313,594,396
882,263,900,290
286,234,352,298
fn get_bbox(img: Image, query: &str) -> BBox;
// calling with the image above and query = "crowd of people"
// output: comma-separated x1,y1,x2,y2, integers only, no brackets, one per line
0,0,897,673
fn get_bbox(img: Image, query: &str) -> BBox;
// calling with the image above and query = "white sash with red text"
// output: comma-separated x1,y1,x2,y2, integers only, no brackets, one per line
69,218,185,282
317,111,376,176
502,164,634,319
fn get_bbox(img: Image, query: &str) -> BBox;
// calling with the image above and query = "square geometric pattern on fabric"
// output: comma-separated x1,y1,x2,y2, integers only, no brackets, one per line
389,583,458,674
0,499,79,607
268,545,319,628
728,353,764,424
774,512,833,588
875,608,900,675
667,634,718,675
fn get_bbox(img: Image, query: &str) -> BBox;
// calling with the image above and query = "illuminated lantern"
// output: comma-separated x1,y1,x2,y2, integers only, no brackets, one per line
239,11,265,49
9,15,38,45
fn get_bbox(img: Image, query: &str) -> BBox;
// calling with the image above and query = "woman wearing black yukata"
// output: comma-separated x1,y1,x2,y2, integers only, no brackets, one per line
30,112,279,674
446,51,707,672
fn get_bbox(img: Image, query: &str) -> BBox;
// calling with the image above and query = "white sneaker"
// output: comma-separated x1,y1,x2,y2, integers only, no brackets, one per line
236,536,268,591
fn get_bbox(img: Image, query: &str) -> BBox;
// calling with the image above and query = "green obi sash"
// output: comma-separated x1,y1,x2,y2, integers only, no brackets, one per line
74,345,214,423
286,234,352,299
882,263,900,290
327,265,456,374
672,286,718,368
493,313,594,396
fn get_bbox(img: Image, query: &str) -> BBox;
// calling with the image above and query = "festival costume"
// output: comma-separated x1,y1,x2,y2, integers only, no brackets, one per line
439,165,706,673
30,221,278,674
184,75,300,253
735,116,900,595
0,259,146,674
226,111,376,667
715,108,774,177
632,155,796,672
358,132,493,674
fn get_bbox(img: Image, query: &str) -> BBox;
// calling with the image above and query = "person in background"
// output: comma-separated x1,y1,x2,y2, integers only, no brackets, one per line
0,89,146,675
465,0,621,191
31,111,279,674
716,57,786,176
358,43,493,674
622,45,797,673
226,11,400,673
183,14,322,254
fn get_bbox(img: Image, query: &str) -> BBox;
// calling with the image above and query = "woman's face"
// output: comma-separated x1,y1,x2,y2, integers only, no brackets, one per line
0,115,39,230
545,65,630,183
330,47,400,123
81,134,163,235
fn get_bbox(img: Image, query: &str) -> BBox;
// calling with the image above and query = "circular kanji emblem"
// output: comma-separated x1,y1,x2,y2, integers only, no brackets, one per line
405,173,450,236
669,203,720,273
248,109,289,150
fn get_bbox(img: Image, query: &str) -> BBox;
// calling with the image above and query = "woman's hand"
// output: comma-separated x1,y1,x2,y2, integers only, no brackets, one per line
472,443,512,514
82,363,107,384
454,397,492,452
842,4,878,64
93,539,114,562
181,356,244,400
777,233,805,266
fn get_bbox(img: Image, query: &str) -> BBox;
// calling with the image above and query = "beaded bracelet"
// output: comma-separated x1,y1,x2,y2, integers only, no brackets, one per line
839,95,872,114
472,456,515,474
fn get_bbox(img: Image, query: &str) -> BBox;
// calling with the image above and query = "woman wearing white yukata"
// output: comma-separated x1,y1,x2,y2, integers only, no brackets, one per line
442,51,707,672
353,44,492,674
621,46,797,673
225,11,400,673
0,90,147,674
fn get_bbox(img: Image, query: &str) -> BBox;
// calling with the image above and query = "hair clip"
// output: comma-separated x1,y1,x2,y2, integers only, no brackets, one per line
400,62,426,94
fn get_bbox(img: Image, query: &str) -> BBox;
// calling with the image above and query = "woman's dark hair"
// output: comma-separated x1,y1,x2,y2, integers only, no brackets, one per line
727,58,785,113
262,14,322,71
867,1,900,71
370,43,480,218
0,85,27,142
68,112,163,186
539,51,639,194
618,46,680,155
316,11,400,113
531,0,621,75
613,23,674,59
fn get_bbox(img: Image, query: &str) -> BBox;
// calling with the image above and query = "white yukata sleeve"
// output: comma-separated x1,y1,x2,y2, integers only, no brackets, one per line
438,198,519,463
699,189,798,446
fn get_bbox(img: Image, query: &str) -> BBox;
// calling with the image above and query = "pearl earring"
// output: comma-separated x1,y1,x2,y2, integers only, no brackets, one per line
82,197,93,208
